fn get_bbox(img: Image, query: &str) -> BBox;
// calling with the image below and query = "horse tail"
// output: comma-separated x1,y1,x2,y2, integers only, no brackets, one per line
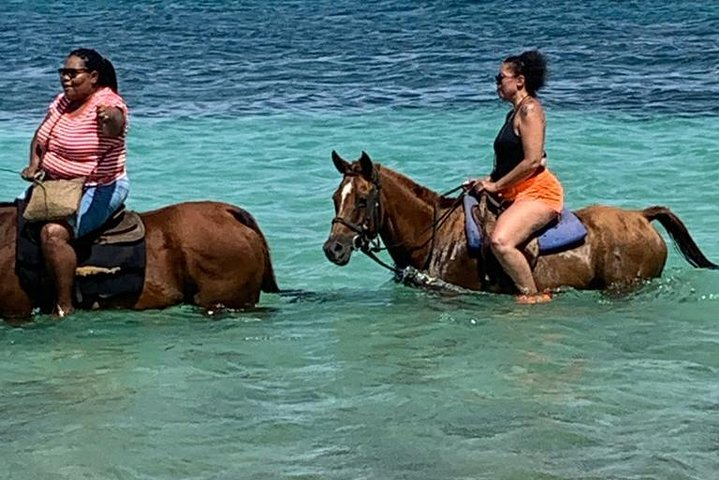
260,249,280,293
642,206,718,269
228,207,280,293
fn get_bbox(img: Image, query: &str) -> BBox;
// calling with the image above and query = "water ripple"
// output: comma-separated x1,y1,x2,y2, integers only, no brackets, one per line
0,1,717,118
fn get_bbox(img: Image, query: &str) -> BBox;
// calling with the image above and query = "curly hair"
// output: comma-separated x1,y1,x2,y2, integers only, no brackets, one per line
504,50,547,96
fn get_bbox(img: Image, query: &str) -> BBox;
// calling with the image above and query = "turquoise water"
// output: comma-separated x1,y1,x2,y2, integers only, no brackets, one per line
2,110,718,479
1,1,719,478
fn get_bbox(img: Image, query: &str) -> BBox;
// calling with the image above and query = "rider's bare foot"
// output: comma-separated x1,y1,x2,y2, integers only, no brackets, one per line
516,292,553,304
52,304,74,318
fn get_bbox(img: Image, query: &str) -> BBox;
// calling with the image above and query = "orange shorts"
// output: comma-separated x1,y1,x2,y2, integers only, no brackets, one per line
499,168,564,213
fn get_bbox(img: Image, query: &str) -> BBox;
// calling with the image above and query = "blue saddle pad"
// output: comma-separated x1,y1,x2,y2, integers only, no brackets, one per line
464,195,587,255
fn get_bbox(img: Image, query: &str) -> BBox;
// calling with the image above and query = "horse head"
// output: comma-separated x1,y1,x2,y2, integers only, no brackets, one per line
323,150,383,265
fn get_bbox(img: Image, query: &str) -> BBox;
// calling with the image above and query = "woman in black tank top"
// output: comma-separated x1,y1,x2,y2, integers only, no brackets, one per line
465,50,563,304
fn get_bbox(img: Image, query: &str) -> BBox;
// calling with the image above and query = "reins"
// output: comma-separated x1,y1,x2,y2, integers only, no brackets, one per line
421,185,466,271
332,165,467,275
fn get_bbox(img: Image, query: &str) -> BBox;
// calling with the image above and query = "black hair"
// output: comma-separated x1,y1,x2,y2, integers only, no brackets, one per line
68,48,118,93
504,50,547,96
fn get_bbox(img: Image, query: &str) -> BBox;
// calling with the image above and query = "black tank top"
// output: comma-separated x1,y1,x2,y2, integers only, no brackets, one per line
491,109,523,181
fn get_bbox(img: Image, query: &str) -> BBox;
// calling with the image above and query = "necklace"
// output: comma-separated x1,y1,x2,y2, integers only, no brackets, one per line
513,95,531,111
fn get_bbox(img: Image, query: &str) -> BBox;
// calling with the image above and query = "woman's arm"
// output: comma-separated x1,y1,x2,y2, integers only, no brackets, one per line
488,101,546,192
21,128,44,180
97,105,126,138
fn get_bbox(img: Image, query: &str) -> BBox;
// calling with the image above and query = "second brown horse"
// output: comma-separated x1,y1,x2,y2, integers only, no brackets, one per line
324,151,717,294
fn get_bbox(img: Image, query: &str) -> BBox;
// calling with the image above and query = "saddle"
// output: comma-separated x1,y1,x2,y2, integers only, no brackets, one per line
463,194,587,265
15,200,147,309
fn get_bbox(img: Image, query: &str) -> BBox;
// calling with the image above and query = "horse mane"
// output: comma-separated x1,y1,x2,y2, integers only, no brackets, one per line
379,165,458,209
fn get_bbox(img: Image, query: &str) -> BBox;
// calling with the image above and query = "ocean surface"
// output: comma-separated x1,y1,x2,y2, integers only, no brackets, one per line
1,2,718,479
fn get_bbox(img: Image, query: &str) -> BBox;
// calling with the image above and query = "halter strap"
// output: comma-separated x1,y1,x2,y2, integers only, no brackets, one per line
332,166,467,274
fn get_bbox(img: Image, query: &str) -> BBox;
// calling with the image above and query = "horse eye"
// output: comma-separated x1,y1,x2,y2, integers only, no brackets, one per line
357,197,368,207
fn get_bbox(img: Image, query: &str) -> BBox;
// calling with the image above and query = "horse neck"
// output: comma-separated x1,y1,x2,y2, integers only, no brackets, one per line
377,168,443,269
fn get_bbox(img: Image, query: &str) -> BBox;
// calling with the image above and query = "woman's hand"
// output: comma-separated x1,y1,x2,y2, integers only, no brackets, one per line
96,105,124,137
463,176,498,194
474,179,499,194
21,165,42,181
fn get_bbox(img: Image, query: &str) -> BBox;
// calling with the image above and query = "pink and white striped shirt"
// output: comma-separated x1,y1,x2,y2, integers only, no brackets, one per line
36,87,128,186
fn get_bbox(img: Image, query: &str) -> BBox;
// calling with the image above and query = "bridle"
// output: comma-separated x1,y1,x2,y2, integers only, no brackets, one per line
331,164,466,274
331,165,385,254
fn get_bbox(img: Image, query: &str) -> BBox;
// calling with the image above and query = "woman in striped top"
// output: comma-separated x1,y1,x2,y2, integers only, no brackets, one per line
21,48,130,317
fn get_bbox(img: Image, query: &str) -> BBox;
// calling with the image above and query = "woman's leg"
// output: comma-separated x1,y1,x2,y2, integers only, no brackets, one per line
42,177,129,316
70,177,130,239
40,222,76,316
489,200,557,298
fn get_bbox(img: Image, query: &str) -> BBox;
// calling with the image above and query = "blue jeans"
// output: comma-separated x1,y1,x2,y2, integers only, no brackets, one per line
20,175,130,238
69,176,130,238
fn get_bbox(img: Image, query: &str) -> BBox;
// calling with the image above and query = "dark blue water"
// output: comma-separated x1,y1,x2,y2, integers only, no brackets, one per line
1,1,717,118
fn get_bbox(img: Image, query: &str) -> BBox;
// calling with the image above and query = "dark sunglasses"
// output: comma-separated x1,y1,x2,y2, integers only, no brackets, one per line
495,73,515,84
57,68,90,79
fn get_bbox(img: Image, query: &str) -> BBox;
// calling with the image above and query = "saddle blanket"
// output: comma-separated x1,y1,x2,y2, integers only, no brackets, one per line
15,200,146,308
464,195,587,255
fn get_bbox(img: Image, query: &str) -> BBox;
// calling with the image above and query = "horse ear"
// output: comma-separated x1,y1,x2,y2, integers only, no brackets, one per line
332,150,350,175
359,151,373,179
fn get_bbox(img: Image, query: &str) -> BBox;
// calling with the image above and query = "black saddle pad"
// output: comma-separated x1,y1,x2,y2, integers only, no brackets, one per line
15,199,147,308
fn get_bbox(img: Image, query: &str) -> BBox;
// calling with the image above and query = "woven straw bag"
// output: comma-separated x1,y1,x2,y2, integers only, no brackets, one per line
23,177,86,222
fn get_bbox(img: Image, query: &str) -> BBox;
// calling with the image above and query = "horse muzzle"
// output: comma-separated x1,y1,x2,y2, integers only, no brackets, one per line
323,236,354,265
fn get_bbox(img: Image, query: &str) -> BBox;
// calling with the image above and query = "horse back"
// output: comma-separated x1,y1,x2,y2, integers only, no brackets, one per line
535,205,667,290
135,201,277,309
575,205,667,257
139,201,268,251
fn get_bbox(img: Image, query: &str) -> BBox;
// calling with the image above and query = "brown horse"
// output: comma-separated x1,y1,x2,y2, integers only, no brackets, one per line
0,201,279,319
323,151,717,294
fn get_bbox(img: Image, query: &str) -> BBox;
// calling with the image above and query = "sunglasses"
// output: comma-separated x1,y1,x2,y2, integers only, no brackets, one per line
495,73,515,84
57,68,90,79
